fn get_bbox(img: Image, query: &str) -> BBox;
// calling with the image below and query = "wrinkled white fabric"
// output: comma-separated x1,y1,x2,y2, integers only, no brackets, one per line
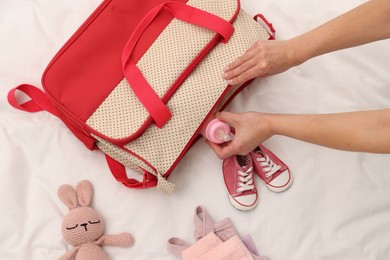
1,0,390,259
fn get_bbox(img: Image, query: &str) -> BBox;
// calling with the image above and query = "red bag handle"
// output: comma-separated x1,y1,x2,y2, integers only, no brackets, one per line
105,154,158,189
122,1,235,128
254,14,276,40
8,84,97,149
7,84,59,117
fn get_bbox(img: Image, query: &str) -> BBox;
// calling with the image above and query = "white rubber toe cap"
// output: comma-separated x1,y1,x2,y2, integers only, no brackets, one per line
228,193,258,211
267,170,293,192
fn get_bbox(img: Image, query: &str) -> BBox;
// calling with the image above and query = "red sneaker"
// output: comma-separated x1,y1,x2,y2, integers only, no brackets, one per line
222,154,258,211
250,145,293,192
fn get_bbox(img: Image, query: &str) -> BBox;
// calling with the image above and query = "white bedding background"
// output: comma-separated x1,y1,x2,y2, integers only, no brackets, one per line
1,0,390,259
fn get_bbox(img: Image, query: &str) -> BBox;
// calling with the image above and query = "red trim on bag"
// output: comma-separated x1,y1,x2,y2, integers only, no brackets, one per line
162,84,233,179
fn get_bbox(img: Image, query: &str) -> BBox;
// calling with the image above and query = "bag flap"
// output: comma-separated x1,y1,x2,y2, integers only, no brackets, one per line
93,8,271,176
84,0,240,144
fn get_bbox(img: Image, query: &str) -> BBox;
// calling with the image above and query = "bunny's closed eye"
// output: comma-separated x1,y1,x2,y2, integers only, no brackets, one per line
66,224,78,230
66,219,102,231
65,220,100,230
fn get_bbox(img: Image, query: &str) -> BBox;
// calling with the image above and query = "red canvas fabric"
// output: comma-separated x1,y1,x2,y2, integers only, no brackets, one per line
43,0,188,123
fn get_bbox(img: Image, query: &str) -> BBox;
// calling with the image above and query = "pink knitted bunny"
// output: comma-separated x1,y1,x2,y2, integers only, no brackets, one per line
58,180,134,260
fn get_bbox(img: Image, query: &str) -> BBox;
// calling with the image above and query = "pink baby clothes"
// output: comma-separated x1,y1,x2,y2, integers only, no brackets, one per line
167,206,236,257
199,234,256,260
167,206,268,260
180,233,223,260
181,233,255,260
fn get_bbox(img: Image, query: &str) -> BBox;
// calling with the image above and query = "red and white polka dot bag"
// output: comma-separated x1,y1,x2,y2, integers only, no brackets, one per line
8,0,274,193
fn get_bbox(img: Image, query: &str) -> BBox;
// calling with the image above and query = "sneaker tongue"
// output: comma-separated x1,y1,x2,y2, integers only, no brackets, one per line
241,189,254,195
254,147,264,156
242,165,250,171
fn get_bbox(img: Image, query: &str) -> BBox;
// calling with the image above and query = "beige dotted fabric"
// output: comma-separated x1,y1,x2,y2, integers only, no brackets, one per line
86,81,148,139
91,0,270,182
87,0,237,139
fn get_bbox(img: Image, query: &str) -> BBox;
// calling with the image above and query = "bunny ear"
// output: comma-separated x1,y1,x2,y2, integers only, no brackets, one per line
58,184,78,210
76,180,93,207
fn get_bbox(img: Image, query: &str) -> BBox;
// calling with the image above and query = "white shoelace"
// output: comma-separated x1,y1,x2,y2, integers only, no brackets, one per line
256,155,281,178
236,167,255,193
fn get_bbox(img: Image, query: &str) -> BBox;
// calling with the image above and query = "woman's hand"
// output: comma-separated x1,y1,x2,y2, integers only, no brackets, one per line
207,111,274,159
222,39,299,86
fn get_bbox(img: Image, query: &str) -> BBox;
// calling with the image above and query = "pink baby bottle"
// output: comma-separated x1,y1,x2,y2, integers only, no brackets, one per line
202,119,231,144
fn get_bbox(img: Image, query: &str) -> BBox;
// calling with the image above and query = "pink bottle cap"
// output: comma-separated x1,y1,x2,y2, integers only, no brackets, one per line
205,119,231,144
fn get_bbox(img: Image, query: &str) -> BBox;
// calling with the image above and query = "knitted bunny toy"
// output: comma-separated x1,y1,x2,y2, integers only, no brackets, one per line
58,180,134,260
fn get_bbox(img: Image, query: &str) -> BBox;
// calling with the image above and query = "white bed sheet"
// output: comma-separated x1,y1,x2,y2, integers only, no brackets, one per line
1,0,390,259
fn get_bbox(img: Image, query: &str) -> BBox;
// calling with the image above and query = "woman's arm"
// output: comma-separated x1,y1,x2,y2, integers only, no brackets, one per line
291,0,390,64
209,109,390,159
223,0,390,85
